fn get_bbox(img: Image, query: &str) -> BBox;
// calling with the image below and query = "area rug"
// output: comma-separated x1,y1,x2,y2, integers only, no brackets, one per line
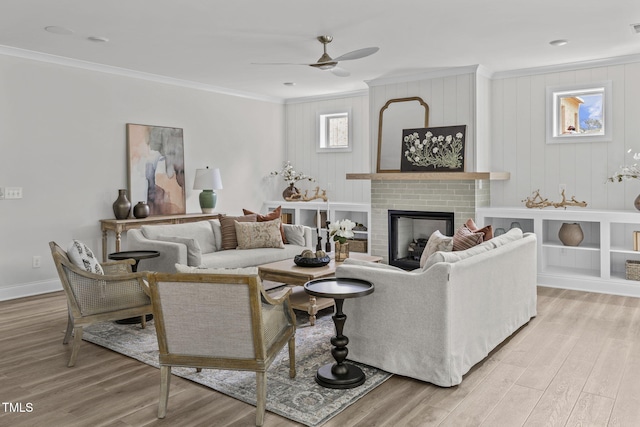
83,311,392,426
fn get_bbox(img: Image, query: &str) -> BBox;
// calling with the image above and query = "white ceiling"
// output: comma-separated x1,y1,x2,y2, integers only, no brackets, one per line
1,0,639,101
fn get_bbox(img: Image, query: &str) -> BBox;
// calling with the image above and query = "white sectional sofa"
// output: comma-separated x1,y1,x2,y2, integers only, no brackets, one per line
335,228,537,387
127,219,313,273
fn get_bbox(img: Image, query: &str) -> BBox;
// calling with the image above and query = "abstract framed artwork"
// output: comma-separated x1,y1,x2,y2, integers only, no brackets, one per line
400,125,466,172
127,123,186,215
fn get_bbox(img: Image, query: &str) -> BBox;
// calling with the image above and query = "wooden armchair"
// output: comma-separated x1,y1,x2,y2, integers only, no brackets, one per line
49,241,153,367
146,272,296,427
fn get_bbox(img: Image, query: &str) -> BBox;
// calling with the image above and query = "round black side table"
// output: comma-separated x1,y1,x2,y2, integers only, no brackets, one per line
303,277,374,389
108,250,159,324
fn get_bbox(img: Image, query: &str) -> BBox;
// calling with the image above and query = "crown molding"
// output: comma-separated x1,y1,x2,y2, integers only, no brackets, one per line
0,45,285,104
492,53,640,80
284,89,369,105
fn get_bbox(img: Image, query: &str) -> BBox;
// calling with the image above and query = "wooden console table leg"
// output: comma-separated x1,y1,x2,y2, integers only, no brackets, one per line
102,230,108,262
115,231,122,253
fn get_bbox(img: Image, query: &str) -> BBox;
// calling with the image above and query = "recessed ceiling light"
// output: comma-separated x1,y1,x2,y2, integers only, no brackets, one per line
549,39,569,47
283,82,296,86
44,26,74,35
87,36,109,43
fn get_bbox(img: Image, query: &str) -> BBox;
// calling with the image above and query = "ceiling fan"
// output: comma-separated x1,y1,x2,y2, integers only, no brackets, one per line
254,35,379,77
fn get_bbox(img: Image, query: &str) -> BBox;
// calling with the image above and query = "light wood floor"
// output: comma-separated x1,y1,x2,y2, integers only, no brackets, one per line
1,287,639,426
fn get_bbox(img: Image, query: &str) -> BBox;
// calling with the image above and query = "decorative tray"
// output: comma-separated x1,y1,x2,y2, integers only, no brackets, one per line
293,255,331,268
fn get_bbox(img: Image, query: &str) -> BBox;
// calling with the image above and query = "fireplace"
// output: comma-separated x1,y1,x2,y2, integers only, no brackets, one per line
388,210,454,270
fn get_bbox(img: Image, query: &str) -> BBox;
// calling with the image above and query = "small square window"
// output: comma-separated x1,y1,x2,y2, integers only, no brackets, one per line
318,110,351,152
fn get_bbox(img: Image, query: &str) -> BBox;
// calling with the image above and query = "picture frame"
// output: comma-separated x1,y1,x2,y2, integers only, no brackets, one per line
127,123,186,215
546,81,612,144
400,125,466,172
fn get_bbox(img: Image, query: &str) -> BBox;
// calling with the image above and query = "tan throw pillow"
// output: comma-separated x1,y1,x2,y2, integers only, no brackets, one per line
218,214,257,250
156,235,202,266
452,225,484,251
419,230,453,268
243,206,287,243
465,218,493,240
234,219,285,250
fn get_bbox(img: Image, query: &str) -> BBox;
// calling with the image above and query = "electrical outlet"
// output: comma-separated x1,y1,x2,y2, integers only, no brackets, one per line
32,256,41,268
5,187,22,199
559,184,566,195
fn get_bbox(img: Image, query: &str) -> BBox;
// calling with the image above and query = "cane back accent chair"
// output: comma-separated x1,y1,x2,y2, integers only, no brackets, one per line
147,272,296,427
49,241,153,367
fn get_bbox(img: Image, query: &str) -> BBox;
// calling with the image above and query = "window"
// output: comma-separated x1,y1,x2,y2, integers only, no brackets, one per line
546,81,612,144
318,110,351,152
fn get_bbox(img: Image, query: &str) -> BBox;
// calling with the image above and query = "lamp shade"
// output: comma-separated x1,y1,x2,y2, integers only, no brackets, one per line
193,167,223,190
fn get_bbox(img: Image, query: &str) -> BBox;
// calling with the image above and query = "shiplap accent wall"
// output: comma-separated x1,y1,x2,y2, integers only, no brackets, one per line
283,94,370,203
490,62,640,209
367,69,478,173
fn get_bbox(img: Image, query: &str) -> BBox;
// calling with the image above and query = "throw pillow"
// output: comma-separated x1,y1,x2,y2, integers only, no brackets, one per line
419,230,453,268
67,240,104,274
234,219,285,250
465,218,494,240
243,206,287,243
283,224,306,246
218,214,258,250
452,224,484,251
155,235,202,267
175,264,259,275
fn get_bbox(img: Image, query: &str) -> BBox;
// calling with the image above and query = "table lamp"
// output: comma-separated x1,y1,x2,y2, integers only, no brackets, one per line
193,167,223,213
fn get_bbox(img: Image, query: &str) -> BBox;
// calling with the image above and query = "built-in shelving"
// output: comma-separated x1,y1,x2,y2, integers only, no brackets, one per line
476,207,640,297
263,201,371,254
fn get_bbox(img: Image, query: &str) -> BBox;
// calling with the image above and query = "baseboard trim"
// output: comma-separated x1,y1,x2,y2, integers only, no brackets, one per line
538,274,640,298
0,279,62,301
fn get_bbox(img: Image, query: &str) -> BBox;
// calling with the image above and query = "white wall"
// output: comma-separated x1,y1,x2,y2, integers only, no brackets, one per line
0,54,285,300
490,61,640,209
283,94,370,203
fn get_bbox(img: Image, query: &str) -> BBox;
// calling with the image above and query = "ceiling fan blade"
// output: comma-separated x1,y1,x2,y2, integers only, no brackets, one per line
332,47,379,62
251,62,309,66
330,67,351,77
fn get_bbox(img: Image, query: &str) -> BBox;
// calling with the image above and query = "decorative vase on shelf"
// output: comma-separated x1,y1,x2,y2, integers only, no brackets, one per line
634,194,640,211
282,183,300,200
335,241,350,262
133,201,150,219
558,222,584,246
112,189,131,220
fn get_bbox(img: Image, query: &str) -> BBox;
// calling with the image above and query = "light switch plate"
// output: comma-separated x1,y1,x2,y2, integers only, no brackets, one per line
5,187,22,199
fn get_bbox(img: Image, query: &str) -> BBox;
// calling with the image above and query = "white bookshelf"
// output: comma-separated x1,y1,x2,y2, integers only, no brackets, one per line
262,201,371,254
476,207,640,297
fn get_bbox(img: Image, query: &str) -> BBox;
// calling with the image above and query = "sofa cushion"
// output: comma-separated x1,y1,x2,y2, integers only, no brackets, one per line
420,230,453,268
200,244,305,269
484,227,523,248
423,240,493,270
283,224,306,246
465,218,493,240
67,240,104,274
156,235,202,266
142,221,217,254
235,219,285,250
175,264,258,275
243,206,287,243
209,219,222,251
218,214,258,250
452,224,484,251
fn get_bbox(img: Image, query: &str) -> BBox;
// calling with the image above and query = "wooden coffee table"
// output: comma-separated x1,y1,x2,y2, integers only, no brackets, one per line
258,253,382,325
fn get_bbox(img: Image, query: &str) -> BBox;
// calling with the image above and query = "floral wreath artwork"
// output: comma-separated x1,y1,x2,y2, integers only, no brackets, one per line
523,189,587,209
400,125,466,172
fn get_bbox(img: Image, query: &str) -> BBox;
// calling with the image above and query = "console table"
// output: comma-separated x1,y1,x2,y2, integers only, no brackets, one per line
99,213,219,261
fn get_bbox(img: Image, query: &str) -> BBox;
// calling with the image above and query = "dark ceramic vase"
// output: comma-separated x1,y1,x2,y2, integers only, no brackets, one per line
133,201,150,219
282,183,299,200
113,189,131,220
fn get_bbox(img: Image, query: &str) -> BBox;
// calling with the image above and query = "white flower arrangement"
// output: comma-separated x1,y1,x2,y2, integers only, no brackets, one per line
329,219,355,244
607,149,640,182
270,161,315,185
